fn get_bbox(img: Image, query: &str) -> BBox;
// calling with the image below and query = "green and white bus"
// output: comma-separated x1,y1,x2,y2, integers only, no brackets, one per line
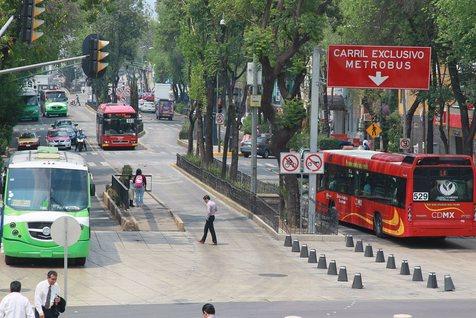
19,88,40,121
1,147,95,265
39,89,68,117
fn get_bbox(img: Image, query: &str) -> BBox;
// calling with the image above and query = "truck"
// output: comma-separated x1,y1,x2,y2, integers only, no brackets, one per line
154,83,174,120
19,88,40,121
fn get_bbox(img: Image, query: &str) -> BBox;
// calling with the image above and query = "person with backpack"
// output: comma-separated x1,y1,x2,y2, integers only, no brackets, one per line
133,169,146,207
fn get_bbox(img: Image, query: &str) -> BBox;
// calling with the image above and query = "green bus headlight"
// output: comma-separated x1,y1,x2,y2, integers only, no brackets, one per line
10,222,16,228
12,229,19,236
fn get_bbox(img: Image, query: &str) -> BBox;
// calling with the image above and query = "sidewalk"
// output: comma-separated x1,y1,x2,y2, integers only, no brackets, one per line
128,191,180,231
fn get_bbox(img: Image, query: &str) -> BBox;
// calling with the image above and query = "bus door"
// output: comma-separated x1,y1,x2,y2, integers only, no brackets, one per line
328,165,353,221
412,167,474,221
352,170,369,227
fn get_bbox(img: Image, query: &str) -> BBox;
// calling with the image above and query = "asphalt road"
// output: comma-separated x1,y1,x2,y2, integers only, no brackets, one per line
68,299,476,318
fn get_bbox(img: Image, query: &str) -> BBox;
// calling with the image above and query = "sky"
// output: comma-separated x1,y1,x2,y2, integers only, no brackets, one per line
144,0,156,16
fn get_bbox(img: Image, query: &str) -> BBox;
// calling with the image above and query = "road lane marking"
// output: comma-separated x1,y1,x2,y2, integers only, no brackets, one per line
88,162,97,167
100,161,109,166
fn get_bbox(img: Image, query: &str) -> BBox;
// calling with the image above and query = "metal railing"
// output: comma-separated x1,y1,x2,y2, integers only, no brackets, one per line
111,175,129,209
177,154,280,231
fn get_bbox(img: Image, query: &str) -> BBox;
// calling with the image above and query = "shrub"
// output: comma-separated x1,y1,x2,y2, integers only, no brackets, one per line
175,102,187,114
318,137,341,150
179,120,190,140
120,165,133,185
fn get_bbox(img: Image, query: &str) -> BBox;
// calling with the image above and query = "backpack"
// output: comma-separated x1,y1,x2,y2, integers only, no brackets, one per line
134,175,144,188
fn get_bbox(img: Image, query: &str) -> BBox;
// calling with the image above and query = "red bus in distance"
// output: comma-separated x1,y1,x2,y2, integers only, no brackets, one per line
316,150,476,238
96,103,138,149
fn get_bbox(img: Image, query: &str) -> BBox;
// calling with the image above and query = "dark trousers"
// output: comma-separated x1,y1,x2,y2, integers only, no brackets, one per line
201,215,217,243
35,307,59,318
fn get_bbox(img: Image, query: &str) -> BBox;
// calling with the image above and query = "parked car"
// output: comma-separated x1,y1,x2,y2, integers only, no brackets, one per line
59,127,78,145
156,100,174,120
46,129,71,150
17,131,40,150
139,101,155,113
240,134,272,158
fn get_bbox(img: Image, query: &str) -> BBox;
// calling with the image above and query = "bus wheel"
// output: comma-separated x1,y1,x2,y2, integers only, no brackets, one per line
74,258,86,266
5,256,17,266
373,213,384,238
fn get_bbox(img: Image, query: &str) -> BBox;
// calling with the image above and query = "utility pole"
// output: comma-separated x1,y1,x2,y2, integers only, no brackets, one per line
308,47,321,234
251,56,258,194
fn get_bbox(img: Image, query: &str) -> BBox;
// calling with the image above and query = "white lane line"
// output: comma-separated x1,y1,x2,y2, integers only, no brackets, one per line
100,161,109,166
88,162,97,167
91,152,98,155
265,163,276,167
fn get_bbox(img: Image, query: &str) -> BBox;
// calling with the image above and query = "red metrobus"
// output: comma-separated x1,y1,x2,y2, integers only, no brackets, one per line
96,103,138,149
316,150,476,238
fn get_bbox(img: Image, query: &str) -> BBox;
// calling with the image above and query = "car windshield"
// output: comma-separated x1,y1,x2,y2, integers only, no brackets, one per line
56,121,72,127
20,132,35,139
6,168,88,212
103,115,136,135
48,130,68,137
46,92,67,102
23,95,37,105
414,167,473,202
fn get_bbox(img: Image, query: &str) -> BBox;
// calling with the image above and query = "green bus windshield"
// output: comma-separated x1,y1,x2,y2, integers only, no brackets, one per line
23,95,37,105
6,168,88,212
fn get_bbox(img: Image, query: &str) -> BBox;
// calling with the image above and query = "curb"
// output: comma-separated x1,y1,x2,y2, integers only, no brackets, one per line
147,191,185,232
102,191,139,231
177,139,187,148
176,139,244,157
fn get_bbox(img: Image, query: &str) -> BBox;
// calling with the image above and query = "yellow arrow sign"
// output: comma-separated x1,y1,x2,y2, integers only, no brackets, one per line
366,123,382,139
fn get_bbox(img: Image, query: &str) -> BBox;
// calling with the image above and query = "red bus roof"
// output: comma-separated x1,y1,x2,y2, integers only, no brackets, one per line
97,103,136,115
323,150,472,176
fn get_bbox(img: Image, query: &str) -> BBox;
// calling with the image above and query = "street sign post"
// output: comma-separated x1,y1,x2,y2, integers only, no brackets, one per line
400,138,411,150
51,216,81,303
327,45,431,90
366,123,382,139
280,152,300,174
249,95,261,108
303,152,324,174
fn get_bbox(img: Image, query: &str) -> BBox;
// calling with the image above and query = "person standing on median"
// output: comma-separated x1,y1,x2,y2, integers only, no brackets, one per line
198,195,217,245
133,168,146,207
0,281,34,318
34,271,65,318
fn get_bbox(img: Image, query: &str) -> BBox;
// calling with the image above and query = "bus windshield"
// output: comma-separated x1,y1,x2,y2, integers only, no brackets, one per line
45,92,67,102
414,167,473,202
23,95,37,105
103,114,136,135
6,168,88,212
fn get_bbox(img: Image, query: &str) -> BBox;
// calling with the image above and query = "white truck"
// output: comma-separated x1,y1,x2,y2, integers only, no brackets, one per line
154,83,174,120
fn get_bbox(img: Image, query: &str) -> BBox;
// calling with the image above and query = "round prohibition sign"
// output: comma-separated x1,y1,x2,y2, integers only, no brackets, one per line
305,154,323,172
282,154,300,172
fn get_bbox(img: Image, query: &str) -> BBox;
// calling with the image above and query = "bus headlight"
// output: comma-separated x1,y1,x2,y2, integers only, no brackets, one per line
12,229,19,236
9,222,16,228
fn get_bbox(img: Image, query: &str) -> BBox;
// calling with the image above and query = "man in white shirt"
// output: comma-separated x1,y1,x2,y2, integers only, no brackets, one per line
198,195,218,245
0,281,34,318
34,271,61,318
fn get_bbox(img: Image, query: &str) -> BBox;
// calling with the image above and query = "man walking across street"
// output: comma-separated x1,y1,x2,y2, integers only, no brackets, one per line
0,281,34,318
198,195,217,245
34,271,63,318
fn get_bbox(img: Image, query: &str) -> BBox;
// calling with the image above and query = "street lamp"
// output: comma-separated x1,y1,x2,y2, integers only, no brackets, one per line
216,16,226,152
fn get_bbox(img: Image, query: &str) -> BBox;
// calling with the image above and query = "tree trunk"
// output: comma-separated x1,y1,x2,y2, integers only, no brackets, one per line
221,75,234,178
196,105,205,160
405,98,421,139
427,110,434,153
230,87,249,180
187,101,197,155
203,79,215,165
322,63,330,137
172,83,179,101
448,61,474,155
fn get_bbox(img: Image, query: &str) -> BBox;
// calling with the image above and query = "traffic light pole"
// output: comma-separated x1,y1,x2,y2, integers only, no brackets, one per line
0,55,88,76
0,16,14,39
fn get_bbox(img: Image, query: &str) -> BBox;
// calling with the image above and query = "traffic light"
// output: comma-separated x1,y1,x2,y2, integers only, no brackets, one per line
81,34,109,78
21,0,45,43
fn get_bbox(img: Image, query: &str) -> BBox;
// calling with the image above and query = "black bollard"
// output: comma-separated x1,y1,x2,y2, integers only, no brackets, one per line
292,240,300,252
386,254,396,269
412,266,423,282
284,235,292,247
427,272,438,288
375,249,385,263
327,260,337,275
308,249,317,263
364,244,374,257
400,260,410,275
355,240,364,252
444,275,455,291
337,266,348,282
300,244,309,258
345,235,354,247
351,273,363,289
317,254,327,269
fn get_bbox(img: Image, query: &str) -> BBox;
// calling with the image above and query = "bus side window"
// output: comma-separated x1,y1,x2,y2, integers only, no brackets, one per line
387,177,406,207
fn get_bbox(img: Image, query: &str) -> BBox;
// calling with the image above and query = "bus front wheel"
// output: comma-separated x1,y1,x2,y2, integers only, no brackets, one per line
373,213,384,238
5,256,17,266
74,257,86,266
